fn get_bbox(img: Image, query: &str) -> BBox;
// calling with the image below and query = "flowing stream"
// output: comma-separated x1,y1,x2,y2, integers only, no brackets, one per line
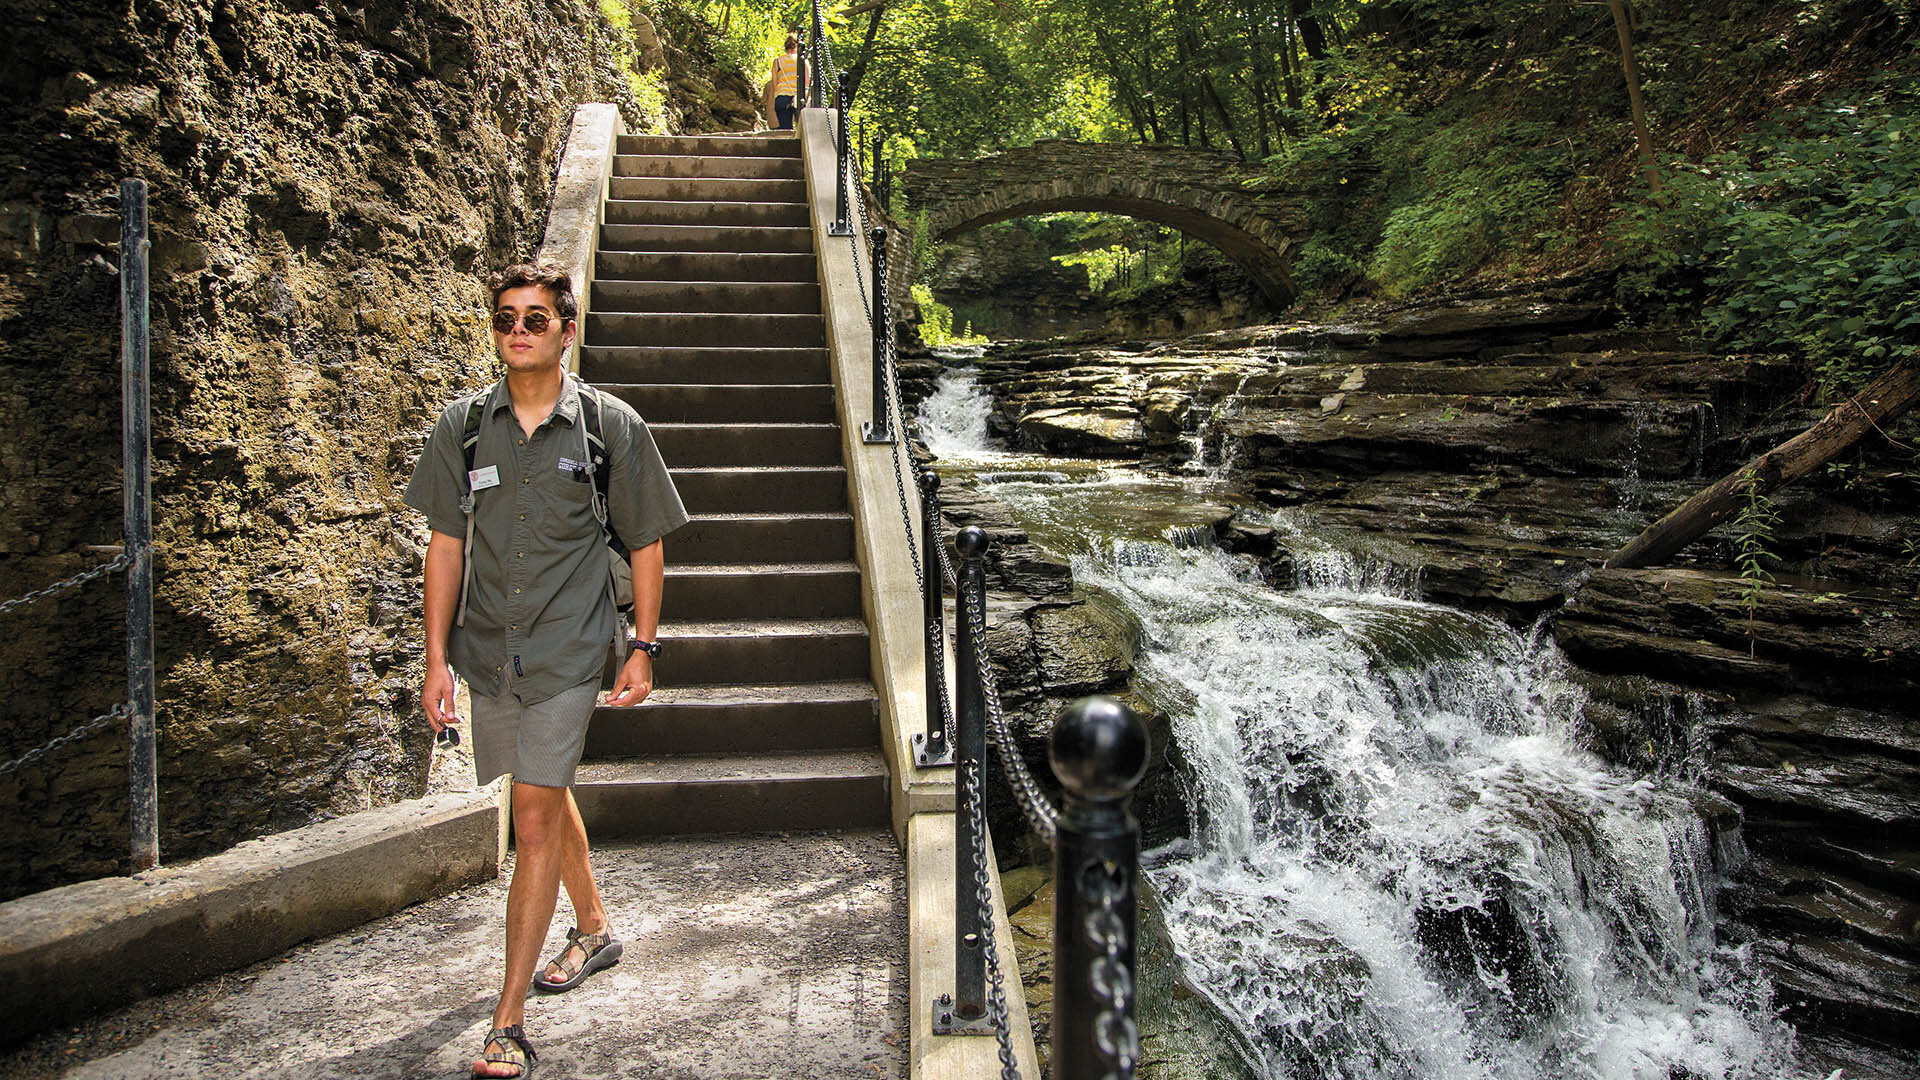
918,369,1809,1080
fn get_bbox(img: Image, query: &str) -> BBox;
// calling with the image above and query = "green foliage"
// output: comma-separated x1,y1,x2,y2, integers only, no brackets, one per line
1290,241,1364,296
1613,76,1920,395
911,283,985,345
1731,471,1779,656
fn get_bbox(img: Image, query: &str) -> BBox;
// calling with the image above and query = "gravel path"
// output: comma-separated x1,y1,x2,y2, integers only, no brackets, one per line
1,831,907,1079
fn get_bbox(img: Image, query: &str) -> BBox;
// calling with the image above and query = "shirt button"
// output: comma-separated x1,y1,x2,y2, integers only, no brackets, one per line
522,478,530,485
519,514,526,521
509,623,518,630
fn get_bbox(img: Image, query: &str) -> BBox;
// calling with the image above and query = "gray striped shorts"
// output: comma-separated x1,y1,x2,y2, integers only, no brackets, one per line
468,674,599,789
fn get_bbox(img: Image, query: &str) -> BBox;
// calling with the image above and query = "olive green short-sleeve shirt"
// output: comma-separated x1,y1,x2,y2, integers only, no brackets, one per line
403,377,689,704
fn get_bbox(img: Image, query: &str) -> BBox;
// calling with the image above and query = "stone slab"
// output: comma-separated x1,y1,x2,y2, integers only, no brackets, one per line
0,831,906,1079
0,788,502,1047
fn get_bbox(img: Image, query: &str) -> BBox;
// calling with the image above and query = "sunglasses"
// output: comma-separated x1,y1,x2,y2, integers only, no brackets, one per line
491,309,564,335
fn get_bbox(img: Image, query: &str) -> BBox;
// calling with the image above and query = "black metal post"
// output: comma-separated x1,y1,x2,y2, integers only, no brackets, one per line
913,471,954,768
860,226,894,445
1050,697,1148,1080
121,178,157,874
874,129,890,212
933,525,992,1035
805,0,824,109
829,72,853,237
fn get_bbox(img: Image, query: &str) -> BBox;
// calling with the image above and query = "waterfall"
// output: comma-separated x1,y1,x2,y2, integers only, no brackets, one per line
1052,526,1805,1080
917,365,1001,457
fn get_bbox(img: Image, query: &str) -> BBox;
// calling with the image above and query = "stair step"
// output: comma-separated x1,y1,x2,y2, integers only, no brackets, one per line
591,312,825,350
613,154,805,181
605,383,835,424
574,749,889,835
581,346,830,385
658,617,870,684
672,513,854,563
585,680,876,757
592,279,821,315
667,467,847,514
664,561,862,620
600,223,814,255
604,199,810,229
616,134,801,158
608,176,808,205
652,422,840,466
595,251,817,283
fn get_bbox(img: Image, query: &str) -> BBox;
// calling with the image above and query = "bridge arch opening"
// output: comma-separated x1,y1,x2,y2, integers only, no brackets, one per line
902,142,1303,308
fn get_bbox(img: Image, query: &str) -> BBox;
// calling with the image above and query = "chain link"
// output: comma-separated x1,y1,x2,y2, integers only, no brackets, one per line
0,550,132,619
964,583,1061,847
0,702,134,779
962,754,1024,1080
1083,859,1141,1077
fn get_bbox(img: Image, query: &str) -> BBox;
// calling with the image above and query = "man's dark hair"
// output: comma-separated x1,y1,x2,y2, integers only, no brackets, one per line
488,263,577,320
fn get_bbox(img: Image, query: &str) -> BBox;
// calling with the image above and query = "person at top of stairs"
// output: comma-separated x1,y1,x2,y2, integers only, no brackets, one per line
763,31,800,131
403,262,688,1078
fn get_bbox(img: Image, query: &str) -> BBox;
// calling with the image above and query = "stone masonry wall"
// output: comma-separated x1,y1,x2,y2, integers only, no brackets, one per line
0,0,666,898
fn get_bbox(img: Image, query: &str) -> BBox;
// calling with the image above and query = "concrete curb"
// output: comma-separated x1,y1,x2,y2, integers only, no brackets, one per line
0,788,501,1046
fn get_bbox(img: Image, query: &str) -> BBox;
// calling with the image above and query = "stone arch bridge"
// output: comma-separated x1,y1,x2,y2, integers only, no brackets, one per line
901,140,1307,306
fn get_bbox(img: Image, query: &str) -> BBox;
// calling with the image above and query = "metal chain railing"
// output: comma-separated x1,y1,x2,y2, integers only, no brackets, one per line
806,28,1142,1076
962,753,1026,1080
1084,859,1142,1075
0,703,134,779
0,550,132,619
964,583,1061,847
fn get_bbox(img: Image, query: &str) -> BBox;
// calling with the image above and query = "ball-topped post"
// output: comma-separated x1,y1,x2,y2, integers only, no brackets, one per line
1050,695,1147,1079
914,470,953,768
860,225,893,444
934,523,992,1032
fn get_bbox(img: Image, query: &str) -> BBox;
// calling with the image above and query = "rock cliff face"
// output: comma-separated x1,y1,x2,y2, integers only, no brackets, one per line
904,284,1920,1073
0,0,740,898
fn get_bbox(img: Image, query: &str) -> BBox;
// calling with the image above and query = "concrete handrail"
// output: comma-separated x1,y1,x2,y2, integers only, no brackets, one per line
537,102,625,375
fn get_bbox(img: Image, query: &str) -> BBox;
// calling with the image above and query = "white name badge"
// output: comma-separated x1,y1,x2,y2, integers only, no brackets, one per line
468,465,501,491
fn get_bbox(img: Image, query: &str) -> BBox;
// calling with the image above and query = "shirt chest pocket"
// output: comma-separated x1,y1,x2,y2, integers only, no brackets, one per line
537,459,603,543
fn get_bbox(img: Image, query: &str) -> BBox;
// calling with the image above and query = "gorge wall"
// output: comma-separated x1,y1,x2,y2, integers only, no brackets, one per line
0,0,752,898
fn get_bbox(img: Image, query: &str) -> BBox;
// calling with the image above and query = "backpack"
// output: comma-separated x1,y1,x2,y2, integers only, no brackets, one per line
452,377,634,630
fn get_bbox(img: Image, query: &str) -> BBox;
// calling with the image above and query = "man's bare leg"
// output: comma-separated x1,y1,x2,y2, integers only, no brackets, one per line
539,789,610,986
475,781,568,1078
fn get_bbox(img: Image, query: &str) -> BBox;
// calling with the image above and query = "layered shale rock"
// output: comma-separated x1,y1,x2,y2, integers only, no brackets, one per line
0,0,738,897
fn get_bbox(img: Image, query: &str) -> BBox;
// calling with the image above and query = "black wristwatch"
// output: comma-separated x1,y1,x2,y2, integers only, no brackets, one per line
629,637,662,658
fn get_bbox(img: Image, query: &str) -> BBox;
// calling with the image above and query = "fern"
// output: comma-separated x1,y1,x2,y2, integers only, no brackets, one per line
1731,471,1779,657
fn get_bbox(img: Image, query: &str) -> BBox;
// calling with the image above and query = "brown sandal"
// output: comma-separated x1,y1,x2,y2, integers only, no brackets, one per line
474,1025,535,1078
536,925,622,992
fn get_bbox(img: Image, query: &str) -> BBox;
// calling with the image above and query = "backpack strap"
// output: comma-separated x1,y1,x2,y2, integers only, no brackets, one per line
453,391,490,628
576,381,628,556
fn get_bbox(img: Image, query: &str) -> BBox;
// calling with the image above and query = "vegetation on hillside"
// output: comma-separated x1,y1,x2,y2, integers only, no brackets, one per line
682,0,1917,389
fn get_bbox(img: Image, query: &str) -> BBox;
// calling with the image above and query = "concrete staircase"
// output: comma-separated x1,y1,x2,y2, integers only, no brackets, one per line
573,133,888,835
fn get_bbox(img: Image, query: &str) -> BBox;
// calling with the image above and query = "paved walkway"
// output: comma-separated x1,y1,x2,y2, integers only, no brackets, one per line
0,831,907,1079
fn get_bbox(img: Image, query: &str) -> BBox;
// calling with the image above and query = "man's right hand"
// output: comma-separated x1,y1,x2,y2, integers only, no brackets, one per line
423,660,459,734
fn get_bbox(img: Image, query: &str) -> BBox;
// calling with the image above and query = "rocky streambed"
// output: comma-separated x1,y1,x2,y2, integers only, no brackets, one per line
903,285,1919,1078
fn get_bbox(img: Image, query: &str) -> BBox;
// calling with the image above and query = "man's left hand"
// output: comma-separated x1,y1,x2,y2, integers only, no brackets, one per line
607,650,654,707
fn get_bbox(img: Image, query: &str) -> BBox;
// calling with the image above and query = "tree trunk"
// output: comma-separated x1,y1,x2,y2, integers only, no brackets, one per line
843,5,887,107
1291,0,1328,60
1606,0,1663,193
1607,364,1920,569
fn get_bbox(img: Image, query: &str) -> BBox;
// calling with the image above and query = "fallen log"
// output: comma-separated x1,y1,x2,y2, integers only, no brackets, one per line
1606,362,1920,570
